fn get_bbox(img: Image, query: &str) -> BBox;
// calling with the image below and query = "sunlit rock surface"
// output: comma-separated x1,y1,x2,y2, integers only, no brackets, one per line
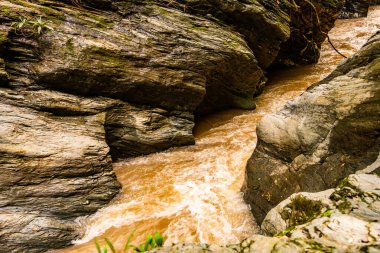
244,31,380,223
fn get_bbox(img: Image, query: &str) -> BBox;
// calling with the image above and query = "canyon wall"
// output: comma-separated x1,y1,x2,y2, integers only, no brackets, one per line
243,31,380,223
0,0,345,251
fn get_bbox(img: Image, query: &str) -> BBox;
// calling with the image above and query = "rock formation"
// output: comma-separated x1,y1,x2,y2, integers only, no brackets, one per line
339,0,370,18
339,0,380,19
0,0,345,251
243,31,380,223
152,174,380,252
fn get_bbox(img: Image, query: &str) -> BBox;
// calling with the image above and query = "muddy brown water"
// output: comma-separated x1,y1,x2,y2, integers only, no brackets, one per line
57,6,380,253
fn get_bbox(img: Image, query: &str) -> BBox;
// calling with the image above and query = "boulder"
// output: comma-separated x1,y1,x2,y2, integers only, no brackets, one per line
261,174,380,251
0,0,264,251
243,31,380,223
1,0,265,117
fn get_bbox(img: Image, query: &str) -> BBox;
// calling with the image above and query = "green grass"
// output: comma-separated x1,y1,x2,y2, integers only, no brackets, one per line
95,231,164,253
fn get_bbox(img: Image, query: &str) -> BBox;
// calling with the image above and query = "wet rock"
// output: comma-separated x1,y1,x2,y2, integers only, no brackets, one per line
105,105,195,158
243,31,380,223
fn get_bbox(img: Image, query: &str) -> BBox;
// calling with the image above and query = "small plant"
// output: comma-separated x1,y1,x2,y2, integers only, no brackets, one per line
281,195,323,227
321,209,332,218
29,16,53,35
94,231,164,253
11,17,29,36
275,226,296,237
11,16,52,36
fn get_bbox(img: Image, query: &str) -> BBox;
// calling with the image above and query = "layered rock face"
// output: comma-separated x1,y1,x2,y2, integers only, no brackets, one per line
152,174,380,253
243,31,380,223
0,90,121,252
0,0,345,158
0,0,344,251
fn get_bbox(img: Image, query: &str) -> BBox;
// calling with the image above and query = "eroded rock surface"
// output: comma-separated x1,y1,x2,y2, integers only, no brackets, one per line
0,89,121,252
244,31,380,223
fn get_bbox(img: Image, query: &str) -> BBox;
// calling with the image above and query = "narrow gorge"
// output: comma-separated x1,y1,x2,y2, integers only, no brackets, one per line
0,1,379,253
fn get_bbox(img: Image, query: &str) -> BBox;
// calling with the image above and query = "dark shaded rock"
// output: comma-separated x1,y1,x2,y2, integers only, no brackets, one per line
275,0,345,66
340,0,370,19
243,31,380,224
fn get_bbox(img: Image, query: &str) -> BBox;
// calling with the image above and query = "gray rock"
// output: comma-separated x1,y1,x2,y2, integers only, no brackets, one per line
0,89,121,252
262,174,380,251
243,31,380,223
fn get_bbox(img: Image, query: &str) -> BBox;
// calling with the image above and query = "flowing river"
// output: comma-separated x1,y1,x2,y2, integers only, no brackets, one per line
57,6,380,253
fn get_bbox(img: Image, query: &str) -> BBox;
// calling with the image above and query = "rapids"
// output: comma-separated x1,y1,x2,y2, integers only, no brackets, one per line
56,6,380,252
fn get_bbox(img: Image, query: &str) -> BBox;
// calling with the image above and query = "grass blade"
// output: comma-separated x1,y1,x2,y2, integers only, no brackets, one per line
154,232,164,247
94,238,102,253
105,238,116,253
124,229,136,252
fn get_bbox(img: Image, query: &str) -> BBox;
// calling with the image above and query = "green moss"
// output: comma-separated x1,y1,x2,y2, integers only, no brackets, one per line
337,177,349,188
275,226,295,237
65,37,74,51
12,0,64,19
0,6,11,13
321,209,332,218
78,11,115,29
308,241,334,253
281,195,323,227
0,33,9,45
337,199,351,214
